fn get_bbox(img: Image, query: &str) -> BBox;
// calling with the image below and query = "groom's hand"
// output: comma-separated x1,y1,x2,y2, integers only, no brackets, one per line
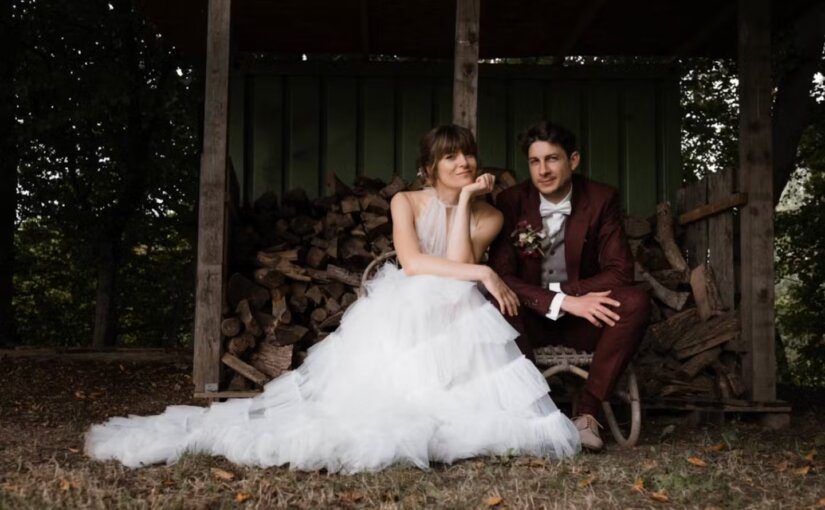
560,290,621,328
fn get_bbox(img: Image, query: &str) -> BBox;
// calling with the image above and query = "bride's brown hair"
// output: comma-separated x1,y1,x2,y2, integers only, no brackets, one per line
416,125,478,186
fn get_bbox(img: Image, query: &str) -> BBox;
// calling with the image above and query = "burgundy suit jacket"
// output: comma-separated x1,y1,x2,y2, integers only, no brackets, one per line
488,174,634,316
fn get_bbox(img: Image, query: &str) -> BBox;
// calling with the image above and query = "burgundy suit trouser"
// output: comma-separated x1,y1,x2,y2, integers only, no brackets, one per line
503,286,651,403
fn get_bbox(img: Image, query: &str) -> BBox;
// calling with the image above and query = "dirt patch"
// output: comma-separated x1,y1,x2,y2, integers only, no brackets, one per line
1,354,823,509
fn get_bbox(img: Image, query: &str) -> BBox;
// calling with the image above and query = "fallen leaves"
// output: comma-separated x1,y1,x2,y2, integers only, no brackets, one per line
706,442,727,452
578,475,597,488
632,478,670,503
687,456,708,467
794,465,811,477
59,479,80,491
484,495,503,506
234,493,250,503
210,467,236,481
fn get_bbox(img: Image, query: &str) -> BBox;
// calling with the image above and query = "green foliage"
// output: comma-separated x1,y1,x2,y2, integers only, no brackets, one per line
775,109,825,387
680,58,739,180
12,0,200,347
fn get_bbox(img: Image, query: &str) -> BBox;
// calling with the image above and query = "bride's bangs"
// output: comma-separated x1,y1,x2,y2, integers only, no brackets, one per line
432,125,478,163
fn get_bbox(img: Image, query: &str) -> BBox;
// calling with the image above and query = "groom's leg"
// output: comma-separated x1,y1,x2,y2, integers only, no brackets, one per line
557,286,650,415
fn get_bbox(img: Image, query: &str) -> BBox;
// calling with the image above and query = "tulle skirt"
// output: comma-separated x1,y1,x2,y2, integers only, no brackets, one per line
85,264,580,473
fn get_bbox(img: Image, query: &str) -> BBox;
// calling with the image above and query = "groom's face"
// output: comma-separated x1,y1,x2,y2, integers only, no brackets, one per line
527,141,580,202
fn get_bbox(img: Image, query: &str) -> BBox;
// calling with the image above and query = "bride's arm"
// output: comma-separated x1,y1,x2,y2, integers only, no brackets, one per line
444,173,496,263
390,192,519,316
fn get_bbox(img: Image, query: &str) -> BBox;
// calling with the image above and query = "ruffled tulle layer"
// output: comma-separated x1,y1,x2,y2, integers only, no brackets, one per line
85,265,580,472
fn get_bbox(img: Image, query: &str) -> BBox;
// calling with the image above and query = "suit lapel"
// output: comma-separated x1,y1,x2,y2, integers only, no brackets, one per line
522,182,543,281
565,176,589,283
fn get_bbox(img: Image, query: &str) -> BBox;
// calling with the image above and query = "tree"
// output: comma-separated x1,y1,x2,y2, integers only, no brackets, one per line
15,0,200,348
0,1,23,347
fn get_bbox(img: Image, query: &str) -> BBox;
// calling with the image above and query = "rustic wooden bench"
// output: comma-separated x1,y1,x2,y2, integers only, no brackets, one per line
360,250,641,447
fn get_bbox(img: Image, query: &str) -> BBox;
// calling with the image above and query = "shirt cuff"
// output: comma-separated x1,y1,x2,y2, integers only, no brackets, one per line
548,282,563,293
545,285,567,321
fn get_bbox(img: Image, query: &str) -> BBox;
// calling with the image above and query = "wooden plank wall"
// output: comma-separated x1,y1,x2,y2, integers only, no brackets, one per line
228,64,682,217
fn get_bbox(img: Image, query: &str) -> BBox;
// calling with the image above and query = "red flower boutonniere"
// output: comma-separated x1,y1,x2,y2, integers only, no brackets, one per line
511,220,546,258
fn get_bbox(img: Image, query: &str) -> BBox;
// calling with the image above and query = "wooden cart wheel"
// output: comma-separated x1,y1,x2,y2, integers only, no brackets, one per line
601,366,641,447
358,250,398,296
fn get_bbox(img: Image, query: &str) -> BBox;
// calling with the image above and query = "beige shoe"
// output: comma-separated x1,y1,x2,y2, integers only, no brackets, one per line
573,414,604,452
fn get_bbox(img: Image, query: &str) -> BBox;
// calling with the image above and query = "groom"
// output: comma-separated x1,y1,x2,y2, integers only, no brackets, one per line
488,121,650,451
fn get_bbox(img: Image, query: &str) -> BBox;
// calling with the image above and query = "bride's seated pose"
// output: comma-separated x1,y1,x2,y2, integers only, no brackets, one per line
85,124,580,473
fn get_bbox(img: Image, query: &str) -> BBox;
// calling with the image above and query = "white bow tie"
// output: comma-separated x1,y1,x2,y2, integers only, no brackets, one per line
539,200,572,218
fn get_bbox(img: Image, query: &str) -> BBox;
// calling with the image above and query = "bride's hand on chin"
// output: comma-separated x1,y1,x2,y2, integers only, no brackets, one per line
460,173,495,199
481,266,520,317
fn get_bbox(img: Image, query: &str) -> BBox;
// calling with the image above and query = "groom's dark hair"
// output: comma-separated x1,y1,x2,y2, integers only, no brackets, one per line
518,121,578,157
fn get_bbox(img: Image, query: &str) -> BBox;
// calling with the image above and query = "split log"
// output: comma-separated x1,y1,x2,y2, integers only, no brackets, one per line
254,310,279,338
222,352,268,386
675,347,722,381
305,268,331,283
322,282,346,301
379,175,406,199
713,362,746,397
227,372,252,391
361,212,391,238
273,324,310,346
340,237,373,265
227,273,269,310
636,263,689,310
236,299,262,337
360,194,390,215
253,267,286,290
654,203,689,273
270,289,291,324
326,264,362,288
250,339,293,379
318,310,344,330
325,298,341,314
340,195,361,214
227,332,256,356
305,285,325,307
290,215,322,237
325,171,353,197
689,264,726,320
341,292,358,308
310,308,328,324
305,246,328,269
671,312,740,360
220,317,242,338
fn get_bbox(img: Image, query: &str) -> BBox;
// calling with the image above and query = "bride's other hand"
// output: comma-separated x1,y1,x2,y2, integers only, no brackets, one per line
460,173,495,199
482,267,520,316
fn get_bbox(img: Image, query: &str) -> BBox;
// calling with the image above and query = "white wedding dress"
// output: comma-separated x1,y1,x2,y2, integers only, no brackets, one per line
85,189,581,473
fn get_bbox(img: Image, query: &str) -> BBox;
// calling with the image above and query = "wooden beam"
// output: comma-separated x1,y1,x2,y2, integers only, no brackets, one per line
193,0,231,395
452,0,480,135
737,0,776,402
359,0,370,58
221,352,269,386
555,0,608,62
668,3,735,61
678,192,748,226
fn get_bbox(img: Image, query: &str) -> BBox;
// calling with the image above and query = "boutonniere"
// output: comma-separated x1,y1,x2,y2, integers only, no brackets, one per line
511,220,546,258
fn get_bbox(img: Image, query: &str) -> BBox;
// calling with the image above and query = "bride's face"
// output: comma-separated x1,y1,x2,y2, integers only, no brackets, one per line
434,150,477,190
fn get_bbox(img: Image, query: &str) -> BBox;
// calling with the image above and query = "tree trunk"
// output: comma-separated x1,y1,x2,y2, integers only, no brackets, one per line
772,2,825,205
0,2,20,347
92,237,121,348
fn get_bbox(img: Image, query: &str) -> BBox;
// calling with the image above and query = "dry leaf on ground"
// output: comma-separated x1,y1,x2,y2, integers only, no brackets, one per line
687,456,708,467
234,493,250,503
648,490,670,502
485,495,503,506
632,478,645,493
210,467,235,481
794,465,811,476
578,475,597,488
806,450,816,462
706,442,727,452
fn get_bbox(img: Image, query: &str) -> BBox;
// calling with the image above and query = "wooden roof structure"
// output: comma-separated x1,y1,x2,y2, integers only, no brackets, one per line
139,0,814,58
142,0,790,418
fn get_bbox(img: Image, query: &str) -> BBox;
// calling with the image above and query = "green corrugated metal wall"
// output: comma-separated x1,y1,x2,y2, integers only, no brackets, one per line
229,63,681,217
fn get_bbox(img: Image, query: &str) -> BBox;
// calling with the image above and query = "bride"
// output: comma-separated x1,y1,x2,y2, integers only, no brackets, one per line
85,125,581,473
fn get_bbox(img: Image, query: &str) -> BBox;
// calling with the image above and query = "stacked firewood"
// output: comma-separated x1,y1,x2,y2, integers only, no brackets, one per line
218,173,413,391
628,203,745,401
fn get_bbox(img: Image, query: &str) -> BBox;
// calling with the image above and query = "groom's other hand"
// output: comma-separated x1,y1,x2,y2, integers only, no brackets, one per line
560,290,621,328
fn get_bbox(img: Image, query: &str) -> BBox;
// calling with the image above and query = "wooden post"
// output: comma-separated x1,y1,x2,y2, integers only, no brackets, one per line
737,0,776,401
452,0,480,135
193,0,231,395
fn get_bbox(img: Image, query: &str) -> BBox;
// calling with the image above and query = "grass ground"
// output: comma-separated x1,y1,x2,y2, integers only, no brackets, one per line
0,352,823,509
